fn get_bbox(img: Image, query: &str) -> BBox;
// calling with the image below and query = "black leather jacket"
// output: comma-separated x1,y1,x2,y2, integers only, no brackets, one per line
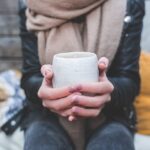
19,0,145,132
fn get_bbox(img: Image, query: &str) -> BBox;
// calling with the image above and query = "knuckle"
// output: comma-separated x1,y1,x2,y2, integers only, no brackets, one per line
42,101,47,107
47,94,53,100
46,102,57,110
41,65,52,76
93,110,100,117
38,89,44,98
72,106,78,115
48,94,52,100
61,113,65,117
40,66,44,73
97,83,103,93
93,97,102,106
96,101,102,107
105,81,114,93
61,112,67,117
42,64,49,70
109,82,114,92
52,104,60,111
56,106,61,111
50,109,56,113
42,101,50,109
41,65,47,74
107,95,111,102
68,95,73,101
48,102,54,109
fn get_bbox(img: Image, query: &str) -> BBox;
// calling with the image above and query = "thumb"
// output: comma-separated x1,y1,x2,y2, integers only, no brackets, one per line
98,57,109,81
41,64,53,81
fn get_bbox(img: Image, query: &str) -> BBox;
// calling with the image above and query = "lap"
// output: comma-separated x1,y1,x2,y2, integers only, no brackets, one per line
86,121,135,150
24,116,74,150
24,114,135,150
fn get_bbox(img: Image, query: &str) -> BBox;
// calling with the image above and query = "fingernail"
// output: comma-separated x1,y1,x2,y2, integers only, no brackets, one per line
100,61,106,65
100,62,108,69
68,116,74,122
100,62,106,67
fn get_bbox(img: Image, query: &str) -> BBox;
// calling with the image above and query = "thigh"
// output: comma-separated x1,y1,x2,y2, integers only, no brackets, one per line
86,122,135,150
24,117,74,150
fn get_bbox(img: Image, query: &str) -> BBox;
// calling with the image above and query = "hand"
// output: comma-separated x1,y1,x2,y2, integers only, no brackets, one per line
70,57,114,120
38,65,81,117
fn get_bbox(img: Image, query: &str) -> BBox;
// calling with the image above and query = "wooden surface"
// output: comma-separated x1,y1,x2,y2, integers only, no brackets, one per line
0,0,22,72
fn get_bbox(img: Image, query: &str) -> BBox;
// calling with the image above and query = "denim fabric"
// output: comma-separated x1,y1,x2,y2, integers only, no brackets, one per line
24,119,135,150
24,118,74,150
86,122,135,150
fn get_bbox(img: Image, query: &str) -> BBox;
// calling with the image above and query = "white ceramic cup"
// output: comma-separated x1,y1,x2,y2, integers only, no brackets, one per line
52,52,99,150
52,52,99,88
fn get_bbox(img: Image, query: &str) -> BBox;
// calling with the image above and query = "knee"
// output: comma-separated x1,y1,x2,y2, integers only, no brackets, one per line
103,123,133,141
25,121,49,138
24,120,73,150
87,122,134,150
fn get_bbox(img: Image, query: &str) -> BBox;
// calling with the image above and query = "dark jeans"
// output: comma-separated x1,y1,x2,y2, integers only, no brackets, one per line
24,115,135,150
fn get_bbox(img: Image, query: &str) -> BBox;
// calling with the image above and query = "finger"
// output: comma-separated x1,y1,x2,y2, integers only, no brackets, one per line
98,57,109,70
42,93,81,111
38,84,81,99
68,115,77,122
72,94,111,108
59,108,72,117
72,106,101,118
77,82,114,94
98,57,109,81
49,108,73,118
42,76,53,86
41,64,53,80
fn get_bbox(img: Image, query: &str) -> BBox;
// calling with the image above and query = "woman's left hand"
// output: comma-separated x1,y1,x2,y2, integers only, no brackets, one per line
69,57,114,121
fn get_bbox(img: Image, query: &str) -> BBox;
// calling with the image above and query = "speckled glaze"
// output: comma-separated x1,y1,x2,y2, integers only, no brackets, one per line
52,52,99,88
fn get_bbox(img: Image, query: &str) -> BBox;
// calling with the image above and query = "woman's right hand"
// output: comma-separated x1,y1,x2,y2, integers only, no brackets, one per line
38,65,81,118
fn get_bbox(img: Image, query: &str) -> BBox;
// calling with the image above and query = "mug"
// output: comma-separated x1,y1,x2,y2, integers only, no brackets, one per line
52,52,99,150
52,52,99,88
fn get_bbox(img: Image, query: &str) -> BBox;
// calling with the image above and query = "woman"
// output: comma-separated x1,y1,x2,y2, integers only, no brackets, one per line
19,0,145,149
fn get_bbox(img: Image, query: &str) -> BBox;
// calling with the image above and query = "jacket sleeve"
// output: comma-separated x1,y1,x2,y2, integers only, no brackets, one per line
105,0,145,111
19,6,43,105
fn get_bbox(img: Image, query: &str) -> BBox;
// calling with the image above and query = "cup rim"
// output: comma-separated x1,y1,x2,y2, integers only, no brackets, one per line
54,52,96,59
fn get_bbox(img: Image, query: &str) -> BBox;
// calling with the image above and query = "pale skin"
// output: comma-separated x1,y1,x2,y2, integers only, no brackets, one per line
38,57,114,121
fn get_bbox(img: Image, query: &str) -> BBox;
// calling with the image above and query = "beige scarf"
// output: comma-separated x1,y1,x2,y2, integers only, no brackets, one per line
26,0,127,149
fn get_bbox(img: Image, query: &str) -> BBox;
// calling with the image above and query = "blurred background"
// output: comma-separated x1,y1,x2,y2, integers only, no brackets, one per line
142,0,150,52
0,0,150,72
0,0,21,72
0,0,150,150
